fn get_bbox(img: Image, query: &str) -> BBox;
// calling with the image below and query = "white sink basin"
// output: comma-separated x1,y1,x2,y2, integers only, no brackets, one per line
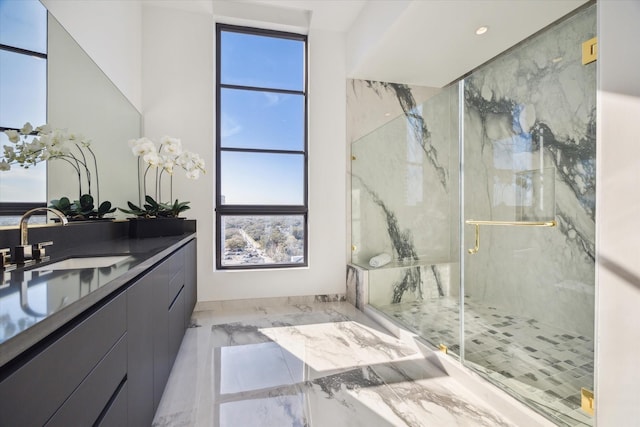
31,255,131,271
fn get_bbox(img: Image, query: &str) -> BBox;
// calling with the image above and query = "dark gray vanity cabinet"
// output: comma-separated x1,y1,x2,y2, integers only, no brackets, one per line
0,291,127,427
0,237,197,427
127,239,196,425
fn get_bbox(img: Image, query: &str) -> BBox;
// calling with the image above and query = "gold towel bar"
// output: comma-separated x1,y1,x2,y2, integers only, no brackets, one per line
465,219,557,254
465,220,557,227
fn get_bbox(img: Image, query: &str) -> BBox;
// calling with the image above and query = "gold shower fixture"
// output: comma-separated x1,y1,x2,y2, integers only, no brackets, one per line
465,219,557,254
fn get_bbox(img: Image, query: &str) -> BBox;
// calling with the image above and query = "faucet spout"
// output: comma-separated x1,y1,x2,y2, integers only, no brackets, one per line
19,207,68,246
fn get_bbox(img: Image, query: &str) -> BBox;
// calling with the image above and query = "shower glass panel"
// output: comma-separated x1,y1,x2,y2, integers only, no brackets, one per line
462,5,595,426
351,85,461,356
349,4,595,425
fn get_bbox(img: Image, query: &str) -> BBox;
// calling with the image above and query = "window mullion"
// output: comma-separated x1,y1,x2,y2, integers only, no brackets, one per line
220,83,304,97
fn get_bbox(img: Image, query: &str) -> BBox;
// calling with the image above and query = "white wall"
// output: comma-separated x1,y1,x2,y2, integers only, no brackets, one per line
142,4,347,302
595,1,640,423
41,0,143,111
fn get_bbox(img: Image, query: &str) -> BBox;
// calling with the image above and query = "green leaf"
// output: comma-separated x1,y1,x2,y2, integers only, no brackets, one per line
97,201,115,216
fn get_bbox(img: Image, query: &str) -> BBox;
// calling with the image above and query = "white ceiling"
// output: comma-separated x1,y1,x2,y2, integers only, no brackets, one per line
249,0,590,88
347,0,590,87
243,0,368,32
162,0,590,88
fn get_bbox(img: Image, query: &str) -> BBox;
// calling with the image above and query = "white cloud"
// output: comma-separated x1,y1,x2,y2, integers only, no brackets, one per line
221,113,243,138
263,92,281,107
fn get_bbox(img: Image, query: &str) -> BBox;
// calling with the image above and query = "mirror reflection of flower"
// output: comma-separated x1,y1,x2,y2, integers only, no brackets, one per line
1,122,115,219
121,136,205,218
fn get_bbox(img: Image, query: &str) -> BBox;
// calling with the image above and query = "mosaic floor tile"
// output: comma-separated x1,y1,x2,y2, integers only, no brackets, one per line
375,296,594,426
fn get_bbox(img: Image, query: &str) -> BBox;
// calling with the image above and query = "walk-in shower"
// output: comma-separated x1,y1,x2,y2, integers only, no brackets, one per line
349,4,595,426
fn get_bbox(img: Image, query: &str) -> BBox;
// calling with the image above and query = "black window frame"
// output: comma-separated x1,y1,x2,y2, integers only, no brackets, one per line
0,2,48,216
215,24,308,270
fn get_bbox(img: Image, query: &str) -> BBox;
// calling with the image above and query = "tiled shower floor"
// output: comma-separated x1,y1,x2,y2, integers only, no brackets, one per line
375,297,594,427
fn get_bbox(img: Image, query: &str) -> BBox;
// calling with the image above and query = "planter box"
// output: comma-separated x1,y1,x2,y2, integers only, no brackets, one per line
128,217,185,238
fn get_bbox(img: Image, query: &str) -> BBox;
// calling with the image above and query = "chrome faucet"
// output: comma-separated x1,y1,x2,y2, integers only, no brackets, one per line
14,207,68,265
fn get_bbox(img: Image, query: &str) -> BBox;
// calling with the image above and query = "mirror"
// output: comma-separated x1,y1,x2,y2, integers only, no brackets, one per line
47,12,141,221
0,6,141,227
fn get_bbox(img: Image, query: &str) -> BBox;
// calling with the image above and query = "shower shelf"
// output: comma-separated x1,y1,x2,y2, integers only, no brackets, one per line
351,258,450,271
465,219,557,255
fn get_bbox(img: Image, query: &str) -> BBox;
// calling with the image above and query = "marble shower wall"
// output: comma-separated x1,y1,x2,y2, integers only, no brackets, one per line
348,80,461,305
349,81,460,306
463,5,596,337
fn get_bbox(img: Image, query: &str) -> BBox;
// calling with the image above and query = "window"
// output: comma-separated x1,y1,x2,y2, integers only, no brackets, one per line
0,0,47,223
216,24,307,269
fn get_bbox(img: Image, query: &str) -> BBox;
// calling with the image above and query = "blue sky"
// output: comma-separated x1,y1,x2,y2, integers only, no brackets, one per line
0,0,47,203
1,7,307,205
219,30,306,206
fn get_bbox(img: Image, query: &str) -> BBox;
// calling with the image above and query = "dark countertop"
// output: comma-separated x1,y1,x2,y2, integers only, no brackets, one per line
0,232,196,368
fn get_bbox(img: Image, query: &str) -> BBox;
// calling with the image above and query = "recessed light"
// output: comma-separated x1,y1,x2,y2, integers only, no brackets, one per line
552,56,563,63
384,112,391,117
475,26,489,36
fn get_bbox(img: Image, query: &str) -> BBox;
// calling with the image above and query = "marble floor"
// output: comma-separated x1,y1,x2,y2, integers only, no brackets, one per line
153,302,525,426
375,297,594,427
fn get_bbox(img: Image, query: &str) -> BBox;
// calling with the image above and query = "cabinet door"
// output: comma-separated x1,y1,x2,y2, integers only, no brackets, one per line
0,292,126,427
184,239,197,328
168,246,185,306
96,381,128,427
168,288,185,368
127,269,156,426
46,335,127,427
153,258,170,411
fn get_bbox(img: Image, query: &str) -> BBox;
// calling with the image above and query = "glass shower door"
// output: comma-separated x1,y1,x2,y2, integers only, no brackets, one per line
460,5,596,426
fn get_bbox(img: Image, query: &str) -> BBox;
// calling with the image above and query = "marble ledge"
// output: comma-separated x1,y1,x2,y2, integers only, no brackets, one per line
350,258,454,272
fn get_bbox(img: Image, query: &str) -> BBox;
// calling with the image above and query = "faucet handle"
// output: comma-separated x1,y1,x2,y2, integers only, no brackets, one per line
0,248,15,271
33,241,53,262
13,244,33,266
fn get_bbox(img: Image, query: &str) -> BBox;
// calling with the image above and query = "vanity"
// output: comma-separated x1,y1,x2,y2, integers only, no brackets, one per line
0,220,197,426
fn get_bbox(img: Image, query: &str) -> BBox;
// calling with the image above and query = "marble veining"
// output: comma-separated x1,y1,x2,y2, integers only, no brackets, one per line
364,81,448,188
350,81,455,267
348,5,595,426
346,265,361,309
153,303,518,427
368,263,453,307
462,4,596,339
351,179,424,303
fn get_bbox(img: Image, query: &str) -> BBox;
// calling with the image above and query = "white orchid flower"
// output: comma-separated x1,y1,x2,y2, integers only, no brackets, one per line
162,155,175,174
51,142,71,155
49,129,65,147
131,137,157,157
185,169,200,180
4,130,20,143
67,132,88,146
125,135,206,211
24,140,42,153
3,145,15,159
35,124,52,135
0,160,10,171
194,154,205,171
143,152,162,167
160,136,182,154
39,133,53,149
20,122,33,135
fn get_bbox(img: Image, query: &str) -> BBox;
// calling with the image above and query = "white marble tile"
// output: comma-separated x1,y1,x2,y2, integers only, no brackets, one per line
154,302,518,427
